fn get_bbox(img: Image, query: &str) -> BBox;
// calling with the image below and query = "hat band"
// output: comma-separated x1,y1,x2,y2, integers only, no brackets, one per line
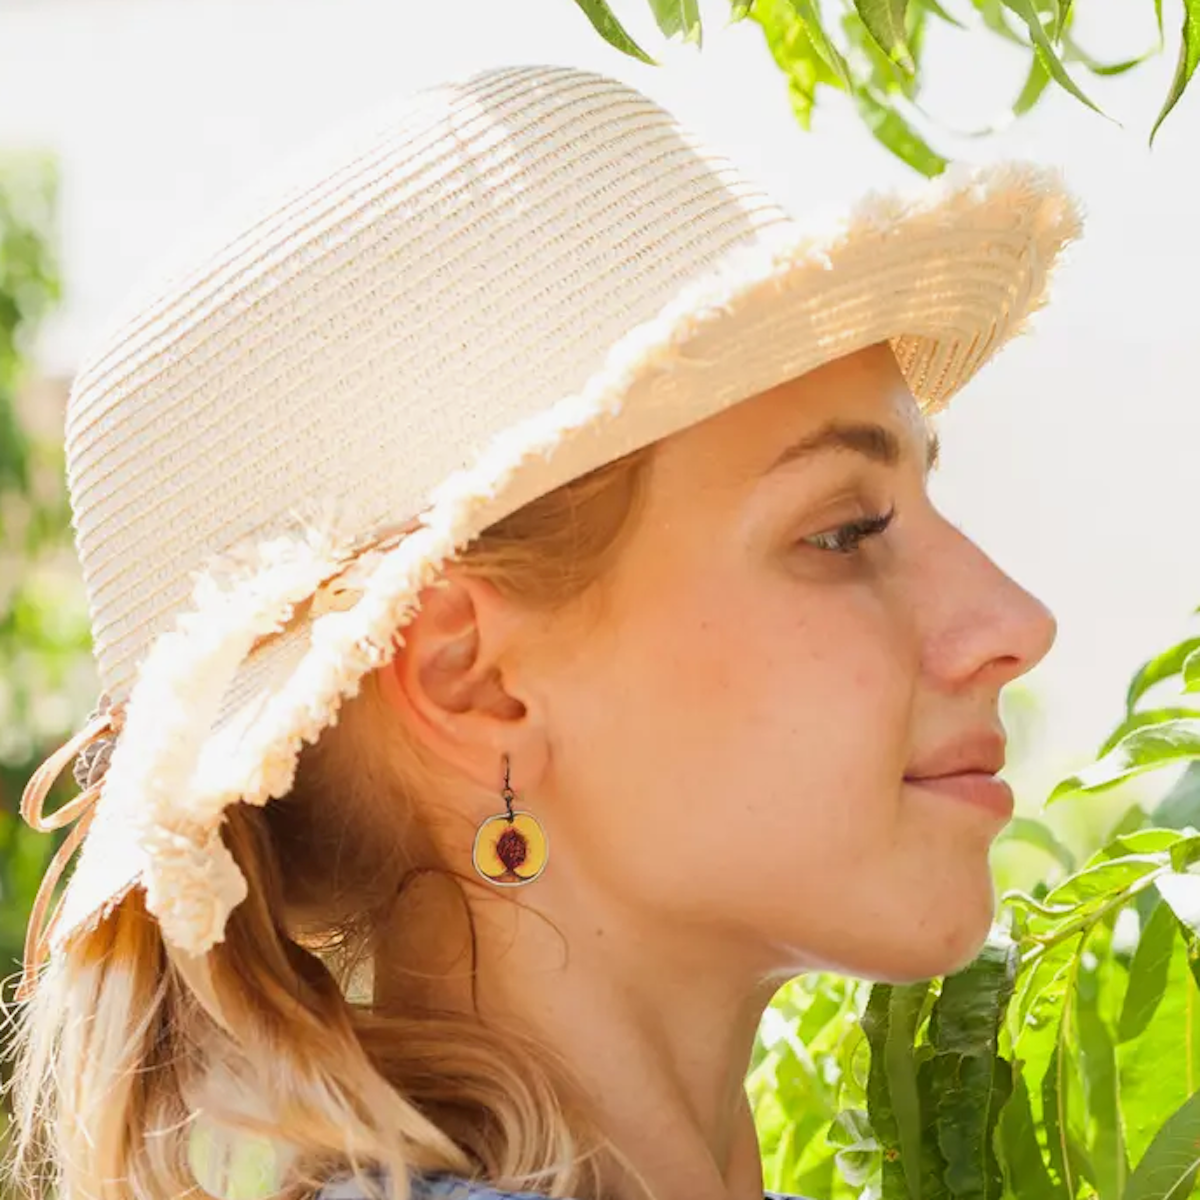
18,697,126,998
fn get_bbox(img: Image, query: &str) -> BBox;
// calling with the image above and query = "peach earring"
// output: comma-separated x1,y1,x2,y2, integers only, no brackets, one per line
471,755,549,887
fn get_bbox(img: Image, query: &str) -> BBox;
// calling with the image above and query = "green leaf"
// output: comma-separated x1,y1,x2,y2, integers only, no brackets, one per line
788,0,855,87
0,378,30,495
1157,871,1200,937
1110,802,1154,842
793,1156,840,1199
1048,719,1200,805
853,87,948,176
1102,828,1192,857
937,933,1019,1053
751,0,847,132
1121,1089,1200,1200
1040,1039,1095,1195
999,0,1107,115
970,0,1032,46
1043,0,1066,39
918,0,967,29
982,1058,1015,1198
1157,872,1200,994
1127,637,1200,712
996,816,1076,873
840,10,895,91
862,983,918,1199
829,1105,875,1148
647,0,703,44
1076,946,1130,1200
1101,708,1200,759
1152,761,1200,830
730,0,757,15
1116,926,1200,1167
855,0,915,70
1002,889,1076,922
1117,898,1177,1041
1011,936,1079,1039
995,1073,1057,1200
831,1145,877,1190
570,0,659,63
1168,835,1200,872
1150,0,1200,144
1096,829,1200,879
1011,934,1088,1191
1012,50,1052,115
1184,646,1200,692
928,934,1017,1200
831,1107,881,1187
915,1056,952,1200
1041,856,1164,911
888,983,929,1200
1062,30,1159,75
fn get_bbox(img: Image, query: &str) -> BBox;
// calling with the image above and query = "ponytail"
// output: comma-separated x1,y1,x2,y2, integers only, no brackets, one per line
4,446,655,1200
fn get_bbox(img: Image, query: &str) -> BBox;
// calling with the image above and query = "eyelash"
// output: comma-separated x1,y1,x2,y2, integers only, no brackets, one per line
802,505,897,555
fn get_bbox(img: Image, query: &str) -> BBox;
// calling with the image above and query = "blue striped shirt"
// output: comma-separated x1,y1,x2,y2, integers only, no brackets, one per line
319,1168,808,1200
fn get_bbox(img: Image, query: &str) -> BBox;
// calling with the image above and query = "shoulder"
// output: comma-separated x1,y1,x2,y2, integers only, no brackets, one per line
317,1170,815,1200
408,1175,557,1200
316,1169,570,1200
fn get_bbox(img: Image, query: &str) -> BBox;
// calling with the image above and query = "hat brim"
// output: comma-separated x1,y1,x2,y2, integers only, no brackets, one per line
52,160,1082,958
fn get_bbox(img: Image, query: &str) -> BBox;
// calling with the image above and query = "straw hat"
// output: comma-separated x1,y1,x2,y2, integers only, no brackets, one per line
18,63,1083,995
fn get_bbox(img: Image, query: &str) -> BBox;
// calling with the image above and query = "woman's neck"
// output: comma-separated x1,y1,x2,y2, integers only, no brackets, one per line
373,864,782,1200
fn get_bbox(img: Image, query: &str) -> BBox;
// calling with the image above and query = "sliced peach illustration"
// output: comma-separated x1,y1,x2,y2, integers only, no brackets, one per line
472,811,548,885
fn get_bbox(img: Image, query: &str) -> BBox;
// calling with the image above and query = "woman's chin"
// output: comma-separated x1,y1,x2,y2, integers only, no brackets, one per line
904,905,998,981
847,899,998,983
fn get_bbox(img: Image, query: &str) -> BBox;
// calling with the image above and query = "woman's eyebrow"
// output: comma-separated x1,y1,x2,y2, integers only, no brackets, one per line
761,419,940,477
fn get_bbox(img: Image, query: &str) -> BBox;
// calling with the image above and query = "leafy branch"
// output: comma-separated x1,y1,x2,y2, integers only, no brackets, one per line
569,0,1198,174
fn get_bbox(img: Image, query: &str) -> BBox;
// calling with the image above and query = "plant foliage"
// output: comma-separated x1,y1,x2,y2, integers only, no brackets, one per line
569,0,1193,174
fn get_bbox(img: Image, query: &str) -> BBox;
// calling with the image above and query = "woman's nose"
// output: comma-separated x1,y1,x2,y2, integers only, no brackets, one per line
921,520,1058,690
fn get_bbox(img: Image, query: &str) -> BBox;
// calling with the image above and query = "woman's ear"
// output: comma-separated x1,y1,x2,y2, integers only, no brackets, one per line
377,568,548,791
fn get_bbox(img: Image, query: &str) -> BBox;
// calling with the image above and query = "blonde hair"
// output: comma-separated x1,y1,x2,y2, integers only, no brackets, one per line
4,445,657,1200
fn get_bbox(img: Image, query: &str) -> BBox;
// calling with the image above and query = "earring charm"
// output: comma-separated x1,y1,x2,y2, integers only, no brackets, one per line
471,755,549,886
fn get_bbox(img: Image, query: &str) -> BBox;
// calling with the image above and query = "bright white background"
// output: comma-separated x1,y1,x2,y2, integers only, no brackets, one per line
1,0,1197,824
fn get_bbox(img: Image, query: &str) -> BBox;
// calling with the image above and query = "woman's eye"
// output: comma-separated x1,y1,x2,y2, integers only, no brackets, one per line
801,505,897,555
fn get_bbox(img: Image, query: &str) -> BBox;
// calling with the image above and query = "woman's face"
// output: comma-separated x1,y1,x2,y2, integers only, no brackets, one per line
525,342,1056,984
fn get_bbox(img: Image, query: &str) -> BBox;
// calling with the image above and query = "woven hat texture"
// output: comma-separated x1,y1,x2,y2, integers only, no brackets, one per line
34,62,1082,970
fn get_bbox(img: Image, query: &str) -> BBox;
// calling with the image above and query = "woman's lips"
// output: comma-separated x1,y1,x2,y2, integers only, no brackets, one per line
904,772,1015,820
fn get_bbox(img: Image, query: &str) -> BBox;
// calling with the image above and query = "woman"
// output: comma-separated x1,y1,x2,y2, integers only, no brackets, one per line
5,64,1081,1200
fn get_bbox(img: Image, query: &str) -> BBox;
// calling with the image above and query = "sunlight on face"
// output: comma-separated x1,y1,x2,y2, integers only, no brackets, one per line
536,342,1057,984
